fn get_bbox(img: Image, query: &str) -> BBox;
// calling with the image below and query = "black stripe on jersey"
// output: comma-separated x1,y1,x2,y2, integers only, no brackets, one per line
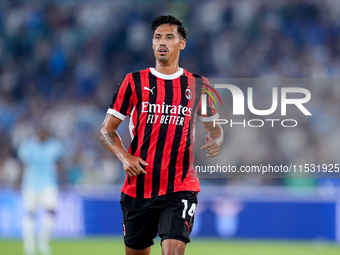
120,82,132,115
129,72,142,187
151,79,173,197
167,75,188,193
181,75,201,182
137,72,157,198
130,72,142,155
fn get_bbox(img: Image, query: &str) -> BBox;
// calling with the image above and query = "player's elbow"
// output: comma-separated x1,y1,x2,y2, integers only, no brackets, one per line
99,127,107,145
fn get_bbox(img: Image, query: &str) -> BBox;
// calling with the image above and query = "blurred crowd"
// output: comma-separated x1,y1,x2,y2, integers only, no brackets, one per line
0,0,339,189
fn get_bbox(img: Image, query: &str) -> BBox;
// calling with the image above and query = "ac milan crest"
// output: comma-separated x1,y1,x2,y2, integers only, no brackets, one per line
185,88,193,100
123,222,126,236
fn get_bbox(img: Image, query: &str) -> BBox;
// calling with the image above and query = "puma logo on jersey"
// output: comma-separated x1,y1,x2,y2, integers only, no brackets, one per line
144,86,155,94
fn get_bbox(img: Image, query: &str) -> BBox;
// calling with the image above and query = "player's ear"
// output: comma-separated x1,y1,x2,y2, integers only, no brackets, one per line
180,39,186,50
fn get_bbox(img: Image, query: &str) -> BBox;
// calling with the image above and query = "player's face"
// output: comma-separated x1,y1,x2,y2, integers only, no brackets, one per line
152,24,186,65
38,127,49,142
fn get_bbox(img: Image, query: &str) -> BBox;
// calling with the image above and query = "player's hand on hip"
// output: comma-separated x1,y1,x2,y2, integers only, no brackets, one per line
201,135,220,157
122,154,148,176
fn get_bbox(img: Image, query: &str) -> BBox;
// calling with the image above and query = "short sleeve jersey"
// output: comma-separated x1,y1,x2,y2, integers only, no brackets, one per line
18,137,65,190
108,67,219,198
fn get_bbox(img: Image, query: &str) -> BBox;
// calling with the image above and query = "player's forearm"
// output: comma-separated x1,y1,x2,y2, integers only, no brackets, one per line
100,128,130,162
14,163,24,190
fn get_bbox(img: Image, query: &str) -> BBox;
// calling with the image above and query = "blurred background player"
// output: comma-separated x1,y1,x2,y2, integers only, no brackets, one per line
17,125,66,255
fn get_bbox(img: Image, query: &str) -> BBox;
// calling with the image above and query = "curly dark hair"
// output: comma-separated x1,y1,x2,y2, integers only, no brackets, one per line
151,15,188,39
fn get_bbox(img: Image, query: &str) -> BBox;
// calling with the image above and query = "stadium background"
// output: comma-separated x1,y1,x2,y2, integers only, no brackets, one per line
0,0,340,254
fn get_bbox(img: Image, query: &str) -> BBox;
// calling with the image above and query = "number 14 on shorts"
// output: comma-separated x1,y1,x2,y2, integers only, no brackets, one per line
181,199,196,218
182,199,196,232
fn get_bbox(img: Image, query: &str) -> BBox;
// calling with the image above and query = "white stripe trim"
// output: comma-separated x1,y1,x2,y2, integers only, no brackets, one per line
199,113,220,122
150,67,183,80
128,107,135,140
107,109,126,120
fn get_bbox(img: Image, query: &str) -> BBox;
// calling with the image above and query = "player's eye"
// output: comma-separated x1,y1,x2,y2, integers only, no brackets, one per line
167,36,173,39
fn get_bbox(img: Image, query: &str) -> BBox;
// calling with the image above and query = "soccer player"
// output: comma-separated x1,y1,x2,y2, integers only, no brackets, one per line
17,126,66,255
100,15,223,255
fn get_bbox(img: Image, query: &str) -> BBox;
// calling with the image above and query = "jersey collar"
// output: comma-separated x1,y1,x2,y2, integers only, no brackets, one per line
149,67,183,80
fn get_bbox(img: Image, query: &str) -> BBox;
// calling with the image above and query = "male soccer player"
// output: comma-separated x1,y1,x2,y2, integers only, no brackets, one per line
100,15,223,255
17,126,65,255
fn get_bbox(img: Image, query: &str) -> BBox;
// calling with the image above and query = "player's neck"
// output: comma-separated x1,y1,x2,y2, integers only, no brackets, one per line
154,61,180,75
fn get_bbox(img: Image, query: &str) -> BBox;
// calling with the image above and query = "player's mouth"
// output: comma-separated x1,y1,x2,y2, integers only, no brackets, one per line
158,48,168,55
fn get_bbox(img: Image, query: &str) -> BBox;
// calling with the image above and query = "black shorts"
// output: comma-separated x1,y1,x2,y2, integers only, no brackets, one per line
120,191,198,250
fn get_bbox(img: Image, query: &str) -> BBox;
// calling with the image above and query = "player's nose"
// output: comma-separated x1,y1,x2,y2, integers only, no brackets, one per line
159,36,166,45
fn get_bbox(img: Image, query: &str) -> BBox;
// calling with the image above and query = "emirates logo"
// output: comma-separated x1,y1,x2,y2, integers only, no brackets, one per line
185,88,192,100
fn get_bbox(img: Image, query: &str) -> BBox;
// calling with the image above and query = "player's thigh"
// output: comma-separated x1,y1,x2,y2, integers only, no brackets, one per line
120,194,159,250
158,191,198,244
40,187,58,211
22,188,38,212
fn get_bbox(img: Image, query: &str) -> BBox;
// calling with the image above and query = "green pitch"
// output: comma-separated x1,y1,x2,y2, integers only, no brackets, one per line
1,238,340,255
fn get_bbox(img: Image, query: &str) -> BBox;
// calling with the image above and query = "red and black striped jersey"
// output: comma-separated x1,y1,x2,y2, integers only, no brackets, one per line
107,67,219,198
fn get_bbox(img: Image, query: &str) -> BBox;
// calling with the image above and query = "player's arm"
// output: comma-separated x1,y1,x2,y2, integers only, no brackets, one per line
14,161,24,191
201,122,223,157
100,114,147,176
15,143,28,191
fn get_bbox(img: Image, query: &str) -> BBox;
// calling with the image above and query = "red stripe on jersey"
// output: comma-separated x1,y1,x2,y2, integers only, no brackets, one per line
185,73,197,183
111,77,130,114
121,74,139,196
143,77,166,198
172,77,191,192
130,73,139,139
121,72,149,197
173,74,199,192
158,79,181,196
188,76,199,181
134,70,151,157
